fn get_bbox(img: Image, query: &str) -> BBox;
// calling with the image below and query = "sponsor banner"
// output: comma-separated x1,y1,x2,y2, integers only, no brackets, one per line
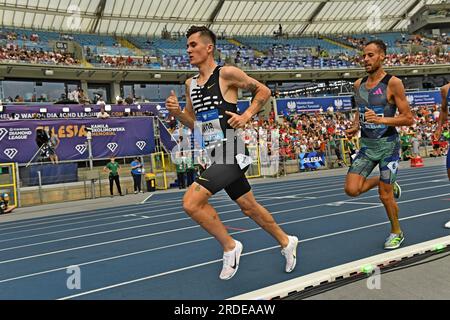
0,104,162,120
299,152,326,170
0,100,251,120
277,96,353,115
405,90,441,107
158,119,178,152
0,118,155,163
237,100,251,113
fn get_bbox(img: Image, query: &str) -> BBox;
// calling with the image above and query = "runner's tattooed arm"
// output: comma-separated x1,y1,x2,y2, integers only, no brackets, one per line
221,66,271,128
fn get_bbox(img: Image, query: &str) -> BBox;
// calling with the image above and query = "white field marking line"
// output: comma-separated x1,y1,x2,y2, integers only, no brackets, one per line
56,207,450,300
0,189,338,238
327,201,380,206
140,193,153,204
137,167,443,205
0,181,447,246
0,189,347,244
1,169,442,232
0,179,357,236
0,216,150,244
0,176,348,231
0,191,447,264
4,165,443,229
0,176,440,252
2,198,447,284
0,183,346,237
0,175,446,247
144,166,443,202
1,169,444,236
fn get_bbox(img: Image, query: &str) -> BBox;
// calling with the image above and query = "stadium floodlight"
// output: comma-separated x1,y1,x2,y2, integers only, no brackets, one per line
84,107,92,112
62,107,70,113
39,108,47,113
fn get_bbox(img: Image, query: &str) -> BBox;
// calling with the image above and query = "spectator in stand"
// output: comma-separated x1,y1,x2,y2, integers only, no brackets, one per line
97,106,110,119
96,95,106,105
78,89,90,104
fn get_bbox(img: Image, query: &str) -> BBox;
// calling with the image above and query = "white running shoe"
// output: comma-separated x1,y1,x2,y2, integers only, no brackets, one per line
281,235,299,273
219,240,243,280
445,221,450,229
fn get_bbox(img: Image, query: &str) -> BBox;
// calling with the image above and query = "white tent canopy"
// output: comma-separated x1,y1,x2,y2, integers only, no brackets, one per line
0,0,444,36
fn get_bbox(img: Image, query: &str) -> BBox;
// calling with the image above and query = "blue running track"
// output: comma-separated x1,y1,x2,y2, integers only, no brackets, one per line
0,165,448,299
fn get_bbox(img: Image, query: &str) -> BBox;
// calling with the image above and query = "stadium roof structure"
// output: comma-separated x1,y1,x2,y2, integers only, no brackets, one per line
0,0,446,37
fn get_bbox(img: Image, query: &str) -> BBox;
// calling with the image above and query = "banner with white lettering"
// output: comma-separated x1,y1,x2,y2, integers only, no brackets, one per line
277,96,353,115
299,152,325,170
405,90,441,107
0,118,155,163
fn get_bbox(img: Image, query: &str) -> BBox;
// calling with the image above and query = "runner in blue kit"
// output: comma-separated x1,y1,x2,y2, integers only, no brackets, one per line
165,26,298,280
344,40,414,249
434,82,450,228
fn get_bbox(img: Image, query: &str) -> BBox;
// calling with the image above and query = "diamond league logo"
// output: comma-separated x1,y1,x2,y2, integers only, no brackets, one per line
136,141,146,151
4,148,18,159
0,128,8,141
107,143,118,153
75,144,87,155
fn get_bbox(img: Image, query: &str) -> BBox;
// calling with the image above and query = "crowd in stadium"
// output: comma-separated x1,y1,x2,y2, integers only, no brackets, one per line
0,28,448,159
239,106,449,164
0,43,79,65
1,28,449,69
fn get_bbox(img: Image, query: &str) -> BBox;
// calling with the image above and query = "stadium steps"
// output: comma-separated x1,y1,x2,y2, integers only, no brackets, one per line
322,37,355,51
227,38,265,57
81,59,93,68
116,37,144,56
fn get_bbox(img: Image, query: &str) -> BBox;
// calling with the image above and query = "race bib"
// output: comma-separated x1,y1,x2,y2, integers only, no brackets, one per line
360,105,386,129
236,154,253,170
196,109,224,144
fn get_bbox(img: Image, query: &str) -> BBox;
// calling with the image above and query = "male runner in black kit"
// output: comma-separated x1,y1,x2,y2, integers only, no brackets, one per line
166,26,298,280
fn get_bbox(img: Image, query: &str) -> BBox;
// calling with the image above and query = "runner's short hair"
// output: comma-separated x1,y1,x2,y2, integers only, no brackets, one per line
186,26,216,47
365,40,387,55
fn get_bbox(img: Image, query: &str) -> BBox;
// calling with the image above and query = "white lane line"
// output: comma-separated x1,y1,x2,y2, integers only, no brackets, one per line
2,196,448,285
56,207,450,300
1,176,444,242
5,166,440,228
0,170,443,232
4,171,444,237
0,179,447,247
140,194,153,204
0,191,447,264
327,201,379,206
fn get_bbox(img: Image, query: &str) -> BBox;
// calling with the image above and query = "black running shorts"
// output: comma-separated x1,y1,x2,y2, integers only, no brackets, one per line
195,164,251,200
